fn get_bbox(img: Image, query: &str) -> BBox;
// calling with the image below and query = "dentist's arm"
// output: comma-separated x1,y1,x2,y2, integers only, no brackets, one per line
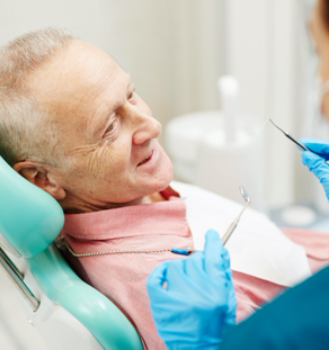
146,229,236,350
299,137,329,199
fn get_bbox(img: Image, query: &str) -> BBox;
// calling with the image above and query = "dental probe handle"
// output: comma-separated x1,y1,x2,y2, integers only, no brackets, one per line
269,119,312,152
222,218,240,246
287,135,329,165
288,137,329,164
285,134,310,152
222,202,249,246
284,133,329,165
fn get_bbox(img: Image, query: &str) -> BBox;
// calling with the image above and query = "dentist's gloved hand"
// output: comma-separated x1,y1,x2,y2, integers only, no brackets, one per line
299,137,329,199
146,229,236,350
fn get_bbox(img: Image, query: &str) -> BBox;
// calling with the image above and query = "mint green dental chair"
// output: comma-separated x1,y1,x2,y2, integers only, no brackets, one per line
0,156,143,350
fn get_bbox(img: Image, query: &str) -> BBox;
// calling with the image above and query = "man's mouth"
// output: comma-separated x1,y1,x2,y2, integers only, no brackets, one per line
138,150,154,166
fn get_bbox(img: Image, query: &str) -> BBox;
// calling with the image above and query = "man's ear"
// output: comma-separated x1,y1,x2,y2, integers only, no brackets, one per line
13,160,66,200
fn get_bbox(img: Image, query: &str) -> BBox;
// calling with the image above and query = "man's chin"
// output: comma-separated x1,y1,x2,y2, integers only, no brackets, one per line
145,164,173,196
158,155,174,189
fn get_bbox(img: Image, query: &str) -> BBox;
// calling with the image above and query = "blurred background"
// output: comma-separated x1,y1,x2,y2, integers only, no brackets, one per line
0,0,328,348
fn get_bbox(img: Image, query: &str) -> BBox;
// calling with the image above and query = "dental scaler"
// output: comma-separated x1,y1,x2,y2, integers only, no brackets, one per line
269,119,310,151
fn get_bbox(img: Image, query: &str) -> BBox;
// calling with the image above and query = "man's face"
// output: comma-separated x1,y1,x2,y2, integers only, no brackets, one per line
310,0,329,118
26,40,173,211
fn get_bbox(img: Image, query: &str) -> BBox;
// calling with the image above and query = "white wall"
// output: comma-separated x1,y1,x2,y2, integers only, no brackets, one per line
225,0,306,208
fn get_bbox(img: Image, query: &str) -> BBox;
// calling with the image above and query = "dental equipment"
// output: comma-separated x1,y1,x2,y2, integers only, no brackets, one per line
269,119,310,151
222,186,250,245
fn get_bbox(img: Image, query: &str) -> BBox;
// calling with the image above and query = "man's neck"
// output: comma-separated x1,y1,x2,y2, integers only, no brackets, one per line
60,192,166,214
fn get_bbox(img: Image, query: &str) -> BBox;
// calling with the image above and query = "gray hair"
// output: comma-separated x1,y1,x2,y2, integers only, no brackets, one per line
0,27,74,166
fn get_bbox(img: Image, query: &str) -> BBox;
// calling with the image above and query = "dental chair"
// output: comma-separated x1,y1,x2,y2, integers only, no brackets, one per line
0,156,143,350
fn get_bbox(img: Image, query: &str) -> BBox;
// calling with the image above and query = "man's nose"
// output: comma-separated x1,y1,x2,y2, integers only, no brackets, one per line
128,107,162,145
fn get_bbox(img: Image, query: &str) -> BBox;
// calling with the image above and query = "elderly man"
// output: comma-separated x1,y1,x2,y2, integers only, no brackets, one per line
1,29,172,210
1,28,329,349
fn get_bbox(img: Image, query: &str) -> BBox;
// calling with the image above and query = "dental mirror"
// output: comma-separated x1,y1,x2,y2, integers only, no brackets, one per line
240,186,250,205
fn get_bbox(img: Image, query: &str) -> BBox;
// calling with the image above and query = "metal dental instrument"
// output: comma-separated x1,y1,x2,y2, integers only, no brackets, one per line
269,119,329,165
269,119,310,151
222,186,250,246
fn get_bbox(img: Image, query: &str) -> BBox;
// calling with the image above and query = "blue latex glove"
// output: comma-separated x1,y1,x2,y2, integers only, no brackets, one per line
146,229,236,350
299,137,329,199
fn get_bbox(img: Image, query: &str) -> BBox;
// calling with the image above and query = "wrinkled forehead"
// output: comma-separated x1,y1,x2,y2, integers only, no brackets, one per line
25,40,128,124
23,40,130,151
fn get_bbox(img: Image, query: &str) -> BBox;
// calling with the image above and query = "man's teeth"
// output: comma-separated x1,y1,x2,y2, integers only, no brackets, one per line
139,152,152,165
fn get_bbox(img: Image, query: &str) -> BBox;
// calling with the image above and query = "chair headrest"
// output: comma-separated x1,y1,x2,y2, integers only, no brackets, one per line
0,156,64,258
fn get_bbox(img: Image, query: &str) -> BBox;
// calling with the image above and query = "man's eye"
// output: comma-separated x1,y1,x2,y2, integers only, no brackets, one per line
128,90,135,100
105,122,115,134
